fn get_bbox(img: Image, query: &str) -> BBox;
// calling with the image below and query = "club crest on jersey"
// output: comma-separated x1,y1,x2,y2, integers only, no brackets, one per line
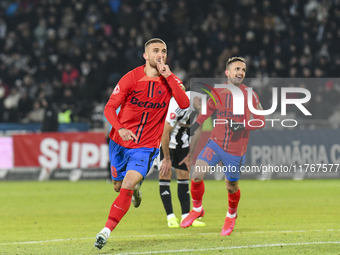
112,84,120,95
170,113,176,119
156,85,166,97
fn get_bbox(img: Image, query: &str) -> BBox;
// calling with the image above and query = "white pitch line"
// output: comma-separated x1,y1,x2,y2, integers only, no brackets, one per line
0,229,339,246
111,241,340,255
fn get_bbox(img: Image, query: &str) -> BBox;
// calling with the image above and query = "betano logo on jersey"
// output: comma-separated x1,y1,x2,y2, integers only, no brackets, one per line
130,96,166,109
216,109,243,118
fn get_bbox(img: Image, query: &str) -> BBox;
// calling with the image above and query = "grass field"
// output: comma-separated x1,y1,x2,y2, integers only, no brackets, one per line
0,179,339,255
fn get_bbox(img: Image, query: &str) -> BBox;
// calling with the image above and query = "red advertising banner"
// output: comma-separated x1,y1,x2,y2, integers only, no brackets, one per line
13,132,107,169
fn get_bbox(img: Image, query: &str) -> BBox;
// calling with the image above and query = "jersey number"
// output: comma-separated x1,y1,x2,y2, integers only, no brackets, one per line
111,166,118,178
202,147,214,161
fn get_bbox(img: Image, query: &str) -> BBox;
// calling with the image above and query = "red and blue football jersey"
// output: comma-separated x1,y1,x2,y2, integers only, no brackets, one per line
104,65,189,149
196,84,266,156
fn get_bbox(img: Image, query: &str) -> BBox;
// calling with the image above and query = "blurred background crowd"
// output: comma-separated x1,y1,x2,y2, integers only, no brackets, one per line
0,0,340,130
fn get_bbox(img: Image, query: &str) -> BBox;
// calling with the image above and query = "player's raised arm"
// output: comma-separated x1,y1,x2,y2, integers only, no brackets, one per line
167,75,189,109
190,97,216,136
157,57,189,109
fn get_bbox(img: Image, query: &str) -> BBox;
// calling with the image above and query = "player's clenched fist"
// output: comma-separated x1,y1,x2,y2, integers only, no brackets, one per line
157,56,171,78
118,128,137,141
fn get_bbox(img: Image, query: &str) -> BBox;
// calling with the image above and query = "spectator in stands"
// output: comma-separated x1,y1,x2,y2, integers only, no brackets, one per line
17,91,33,121
27,100,44,123
62,63,79,87
0,78,9,122
58,103,73,124
0,0,339,125
58,88,79,123
3,87,20,122
41,97,59,132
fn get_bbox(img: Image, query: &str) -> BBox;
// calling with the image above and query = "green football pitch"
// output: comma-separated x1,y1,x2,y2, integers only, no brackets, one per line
0,179,339,254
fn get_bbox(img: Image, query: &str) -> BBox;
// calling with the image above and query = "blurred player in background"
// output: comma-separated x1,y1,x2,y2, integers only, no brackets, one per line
181,57,266,236
94,38,189,249
159,91,205,228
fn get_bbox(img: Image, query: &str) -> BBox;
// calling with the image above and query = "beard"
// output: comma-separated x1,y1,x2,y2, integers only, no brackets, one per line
148,57,167,69
229,77,244,86
149,59,158,69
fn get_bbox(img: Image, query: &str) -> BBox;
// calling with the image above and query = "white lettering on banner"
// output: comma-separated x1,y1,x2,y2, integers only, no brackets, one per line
38,138,108,169
251,146,261,163
38,138,59,169
100,144,109,167
301,145,312,163
318,145,329,164
276,146,291,164
251,141,332,165
80,143,99,168
60,141,80,168
330,144,340,163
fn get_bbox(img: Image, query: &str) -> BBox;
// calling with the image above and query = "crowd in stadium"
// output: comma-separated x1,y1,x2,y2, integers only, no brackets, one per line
0,0,340,127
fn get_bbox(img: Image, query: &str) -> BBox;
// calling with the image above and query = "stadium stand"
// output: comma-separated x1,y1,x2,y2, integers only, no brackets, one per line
0,0,339,127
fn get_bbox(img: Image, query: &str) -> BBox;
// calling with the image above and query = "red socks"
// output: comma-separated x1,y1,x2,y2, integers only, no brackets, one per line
105,188,133,231
228,189,241,215
191,180,205,208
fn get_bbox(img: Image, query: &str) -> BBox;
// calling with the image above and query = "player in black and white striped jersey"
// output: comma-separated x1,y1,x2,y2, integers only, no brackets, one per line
158,91,205,228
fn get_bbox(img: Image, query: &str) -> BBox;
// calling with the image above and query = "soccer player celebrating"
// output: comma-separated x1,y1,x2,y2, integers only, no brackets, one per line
159,91,205,228
180,57,265,236
94,38,189,249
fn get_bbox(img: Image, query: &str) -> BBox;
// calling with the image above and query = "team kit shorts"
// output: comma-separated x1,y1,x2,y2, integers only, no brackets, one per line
159,146,190,171
109,140,159,181
197,139,246,182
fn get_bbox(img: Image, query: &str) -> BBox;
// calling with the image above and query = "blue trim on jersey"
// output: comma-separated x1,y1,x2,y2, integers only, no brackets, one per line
151,82,154,97
197,139,245,181
148,81,154,98
109,140,159,181
137,112,148,144
223,122,231,151
226,94,231,108
147,148,157,175
148,82,151,97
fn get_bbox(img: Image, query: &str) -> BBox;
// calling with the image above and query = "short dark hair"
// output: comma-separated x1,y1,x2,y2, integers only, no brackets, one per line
144,38,166,50
226,56,246,69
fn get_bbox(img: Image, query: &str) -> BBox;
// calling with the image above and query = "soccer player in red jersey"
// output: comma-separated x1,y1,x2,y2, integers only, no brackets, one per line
180,57,265,236
94,38,189,249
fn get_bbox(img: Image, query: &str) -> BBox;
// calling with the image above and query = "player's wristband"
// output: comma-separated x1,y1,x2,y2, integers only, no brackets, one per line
189,122,200,136
228,119,245,132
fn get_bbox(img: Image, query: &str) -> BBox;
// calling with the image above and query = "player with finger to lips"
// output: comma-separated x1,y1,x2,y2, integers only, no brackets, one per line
94,38,189,250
